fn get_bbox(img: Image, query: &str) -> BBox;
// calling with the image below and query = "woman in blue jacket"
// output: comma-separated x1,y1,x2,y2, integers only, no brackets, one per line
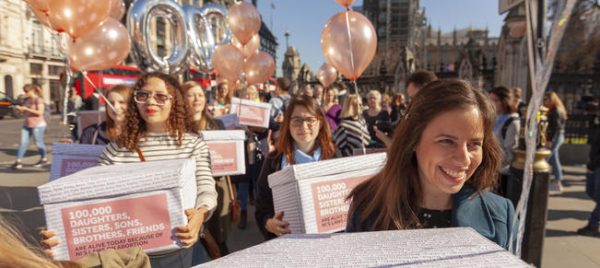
346,79,517,250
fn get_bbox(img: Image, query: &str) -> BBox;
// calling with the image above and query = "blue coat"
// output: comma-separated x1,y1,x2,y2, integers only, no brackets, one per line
346,186,517,250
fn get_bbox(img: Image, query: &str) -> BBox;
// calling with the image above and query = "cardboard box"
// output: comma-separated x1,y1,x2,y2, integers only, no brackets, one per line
201,130,246,176
352,147,387,156
77,110,105,138
268,153,386,234
38,159,197,261
196,228,529,267
215,114,239,130
49,143,106,181
229,97,271,128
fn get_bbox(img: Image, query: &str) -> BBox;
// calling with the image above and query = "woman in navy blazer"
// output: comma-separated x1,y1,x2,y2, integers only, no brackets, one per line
346,79,517,250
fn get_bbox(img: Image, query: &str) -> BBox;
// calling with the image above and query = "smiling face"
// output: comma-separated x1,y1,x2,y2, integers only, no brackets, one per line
415,107,484,196
184,86,206,117
106,91,127,123
289,105,321,150
136,77,173,132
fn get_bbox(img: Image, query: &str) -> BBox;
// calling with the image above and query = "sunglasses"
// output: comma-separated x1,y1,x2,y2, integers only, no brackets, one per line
133,91,173,106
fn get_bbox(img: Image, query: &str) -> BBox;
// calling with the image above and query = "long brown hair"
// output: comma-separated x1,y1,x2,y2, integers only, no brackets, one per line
105,84,132,141
490,86,516,114
274,95,336,164
117,72,192,150
545,91,568,119
181,81,217,132
347,79,502,231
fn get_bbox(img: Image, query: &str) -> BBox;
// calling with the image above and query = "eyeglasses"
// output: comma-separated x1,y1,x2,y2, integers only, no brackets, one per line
290,117,319,127
134,91,172,105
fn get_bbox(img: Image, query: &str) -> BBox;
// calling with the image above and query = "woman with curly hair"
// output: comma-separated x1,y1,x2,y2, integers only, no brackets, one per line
255,95,336,240
346,79,517,250
42,72,217,267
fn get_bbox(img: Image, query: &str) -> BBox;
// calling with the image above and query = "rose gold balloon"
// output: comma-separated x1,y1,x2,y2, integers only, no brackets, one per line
335,0,355,8
47,0,111,40
317,63,338,87
25,0,49,12
321,10,377,81
227,2,261,45
212,44,245,82
31,6,52,28
109,0,126,20
244,51,275,85
232,34,260,60
67,18,131,71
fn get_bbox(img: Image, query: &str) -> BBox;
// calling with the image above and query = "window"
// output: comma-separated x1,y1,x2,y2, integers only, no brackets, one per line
4,75,13,98
30,63,43,75
31,21,43,53
48,65,64,76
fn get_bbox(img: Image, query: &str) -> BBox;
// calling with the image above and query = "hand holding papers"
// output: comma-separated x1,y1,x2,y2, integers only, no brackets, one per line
268,153,387,234
38,159,197,260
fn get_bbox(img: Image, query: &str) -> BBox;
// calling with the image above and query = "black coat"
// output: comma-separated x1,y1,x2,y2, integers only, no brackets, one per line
254,152,284,240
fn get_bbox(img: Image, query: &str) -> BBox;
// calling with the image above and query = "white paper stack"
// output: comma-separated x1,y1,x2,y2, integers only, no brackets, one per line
49,143,106,181
268,153,386,234
229,97,272,128
38,159,197,261
201,130,246,176
197,228,530,267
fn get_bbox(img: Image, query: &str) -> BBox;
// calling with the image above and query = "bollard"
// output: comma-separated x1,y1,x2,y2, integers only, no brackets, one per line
507,148,550,267
506,106,551,267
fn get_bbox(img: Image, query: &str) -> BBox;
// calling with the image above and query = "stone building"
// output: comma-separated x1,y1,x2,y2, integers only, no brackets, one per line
357,0,427,93
425,27,499,90
0,0,66,107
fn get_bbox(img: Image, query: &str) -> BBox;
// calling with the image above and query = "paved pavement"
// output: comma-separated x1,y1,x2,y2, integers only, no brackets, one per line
0,116,598,267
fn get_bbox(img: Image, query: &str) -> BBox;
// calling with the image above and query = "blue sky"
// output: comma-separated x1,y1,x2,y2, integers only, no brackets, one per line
254,0,505,76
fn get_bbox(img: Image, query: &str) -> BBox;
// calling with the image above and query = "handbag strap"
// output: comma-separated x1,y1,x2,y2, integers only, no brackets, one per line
136,147,146,162
225,176,236,201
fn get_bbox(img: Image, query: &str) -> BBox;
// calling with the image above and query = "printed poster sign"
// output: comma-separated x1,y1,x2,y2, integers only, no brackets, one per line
206,141,240,176
61,193,171,260
310,175,373,233
238,105,268,127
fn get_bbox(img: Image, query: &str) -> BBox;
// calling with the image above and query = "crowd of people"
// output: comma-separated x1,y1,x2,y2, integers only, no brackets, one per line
4,68,600,267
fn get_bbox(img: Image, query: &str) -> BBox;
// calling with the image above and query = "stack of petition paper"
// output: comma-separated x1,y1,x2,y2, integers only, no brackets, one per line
38,159,197,261
198,228,530,267
268,153,386,234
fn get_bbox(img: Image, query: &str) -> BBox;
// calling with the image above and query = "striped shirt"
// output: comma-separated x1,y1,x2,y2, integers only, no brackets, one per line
334,118,371,157
98,132,217,215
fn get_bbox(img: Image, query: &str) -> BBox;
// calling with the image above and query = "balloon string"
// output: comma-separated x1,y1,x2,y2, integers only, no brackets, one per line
82,72,116,113
344,11,356,80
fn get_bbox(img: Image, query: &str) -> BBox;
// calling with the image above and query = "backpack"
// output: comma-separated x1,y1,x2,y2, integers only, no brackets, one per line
501,114,519,139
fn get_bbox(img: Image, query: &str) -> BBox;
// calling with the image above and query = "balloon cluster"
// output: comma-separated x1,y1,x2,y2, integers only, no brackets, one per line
211,2,276,89
25,0,131,72
320,0,377,82
127,0,232,74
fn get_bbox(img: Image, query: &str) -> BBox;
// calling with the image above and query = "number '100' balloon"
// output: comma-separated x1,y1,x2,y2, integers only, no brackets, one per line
127,0,231,74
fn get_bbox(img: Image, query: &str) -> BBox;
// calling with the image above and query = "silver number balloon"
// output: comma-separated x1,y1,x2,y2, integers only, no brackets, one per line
127,0,189,74
184,3,231,71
